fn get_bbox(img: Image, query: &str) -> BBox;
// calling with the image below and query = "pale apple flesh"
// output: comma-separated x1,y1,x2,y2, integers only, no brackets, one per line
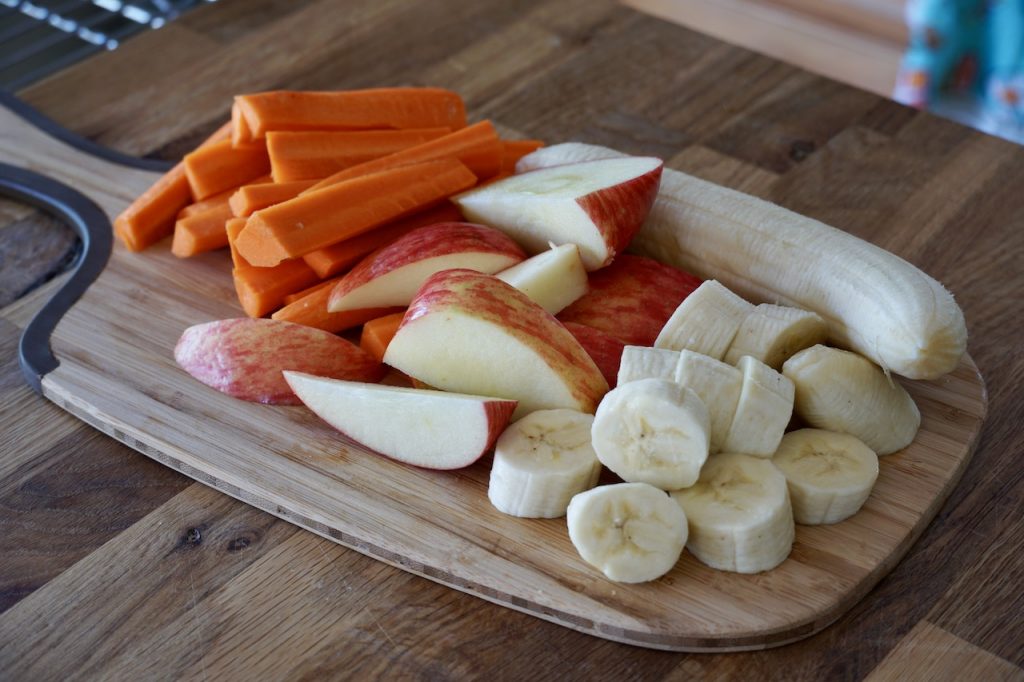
175,318,384,404
454,157,663,270
328,222,526,312
284,372,516,469
383,269,609,417
558,254,703,347
495,243,589,315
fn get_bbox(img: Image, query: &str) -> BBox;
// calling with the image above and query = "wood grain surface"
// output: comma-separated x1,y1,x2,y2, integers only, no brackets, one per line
1,0,1022,676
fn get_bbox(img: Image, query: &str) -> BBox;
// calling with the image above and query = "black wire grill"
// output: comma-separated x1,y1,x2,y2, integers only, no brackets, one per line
0,0,213,90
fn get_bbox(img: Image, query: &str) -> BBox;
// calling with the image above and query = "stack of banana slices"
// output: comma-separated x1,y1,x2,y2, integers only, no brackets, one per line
487,280,922,584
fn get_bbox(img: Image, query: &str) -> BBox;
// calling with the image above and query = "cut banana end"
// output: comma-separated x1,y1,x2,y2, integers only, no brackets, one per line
488,409,602,518
724,304,829,370
671,453,794,574
654,280,755,359
772,428,879,525
674,350,743,454
591,378,710,490
617,346,680,385
567,482,688,583
783,345,920,455
721,356,795,457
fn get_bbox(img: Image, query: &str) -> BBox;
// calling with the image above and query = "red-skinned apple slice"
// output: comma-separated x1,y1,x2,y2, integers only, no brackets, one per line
327,222,526,312
495,242,588,314
284,372,517,469
453,157,663,270
558,254,703,346
175,318,383,404
561,321,626,389
383,269,609,417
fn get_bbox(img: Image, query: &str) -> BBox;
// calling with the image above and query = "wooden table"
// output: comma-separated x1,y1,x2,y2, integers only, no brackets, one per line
1,0,1022,678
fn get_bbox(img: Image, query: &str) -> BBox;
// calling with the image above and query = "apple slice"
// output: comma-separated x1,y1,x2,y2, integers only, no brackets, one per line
284,372,516,469
561,321,626,389
453,157,663,270
327,222,526,312
558,254,703,346
495,243,588,314
384,269,609,417
175,318,383,404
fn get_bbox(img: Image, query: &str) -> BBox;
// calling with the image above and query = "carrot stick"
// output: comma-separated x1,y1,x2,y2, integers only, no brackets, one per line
302,203,464,278
231,99,253,147
267,127,450,182
359,312,406,363
113,121,232,251
303,121,501,194
178,187,234,220
271,282,401,333
283,277,341,305
236,158,477,267
229,179,317,217
184,139,271,200
171,202,234,257
235,88,466,139
501,139,545,174
225,217,251,268
232,259,320,318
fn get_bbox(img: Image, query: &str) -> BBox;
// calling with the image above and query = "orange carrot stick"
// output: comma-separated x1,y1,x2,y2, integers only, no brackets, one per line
184,139,271,201
302,203,464,279
232,260,320,318
235,88,466,139
282,277,341,305
170,202,234,257
359,312,406,363
304,120,501,194
236,158,477,267
229,179,317,217
231,99,253,147
225,217,251,268
267,127,450,182
113,121,232,251
501,139,545,174
271,283,401,333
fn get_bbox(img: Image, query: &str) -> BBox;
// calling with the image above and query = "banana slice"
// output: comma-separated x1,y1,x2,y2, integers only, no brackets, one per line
674,350,743,454
772,428,879,525
782,345,920,455
488,409,602,518
721,355,794,457
617,346,680,385
654,280,755,359
567,482,688,583
591,378,710,490
724,304,829,370
671,453,794,573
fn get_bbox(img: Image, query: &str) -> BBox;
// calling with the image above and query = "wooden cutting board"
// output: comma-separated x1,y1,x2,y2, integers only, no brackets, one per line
0,103,987,652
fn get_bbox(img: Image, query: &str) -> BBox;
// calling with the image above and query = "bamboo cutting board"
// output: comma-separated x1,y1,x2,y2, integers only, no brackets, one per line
0,103,987,652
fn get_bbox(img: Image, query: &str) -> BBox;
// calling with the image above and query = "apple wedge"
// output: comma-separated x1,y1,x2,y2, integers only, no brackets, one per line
453,157,663,270
558,254,703,346
495,242,588,314
383,269,609,417
175,318,383,404
284,372,517,469
327,222,526,312
561,321,626,389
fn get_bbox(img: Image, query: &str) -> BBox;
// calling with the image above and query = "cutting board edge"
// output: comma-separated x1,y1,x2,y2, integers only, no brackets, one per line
39,355,987,653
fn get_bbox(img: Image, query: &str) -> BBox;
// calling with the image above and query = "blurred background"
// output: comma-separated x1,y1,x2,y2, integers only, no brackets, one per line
2,0,1022,144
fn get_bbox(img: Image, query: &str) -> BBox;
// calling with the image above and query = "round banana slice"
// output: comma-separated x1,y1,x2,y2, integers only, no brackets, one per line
567,482,688,583
772,428,879,525
591,378,710,490
782,345,920,455
724,304,829,370
488,409,602,518
674,350,743,454
617,346,680,386
654,280,755,359
720,355,795,457
671,453,794,573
